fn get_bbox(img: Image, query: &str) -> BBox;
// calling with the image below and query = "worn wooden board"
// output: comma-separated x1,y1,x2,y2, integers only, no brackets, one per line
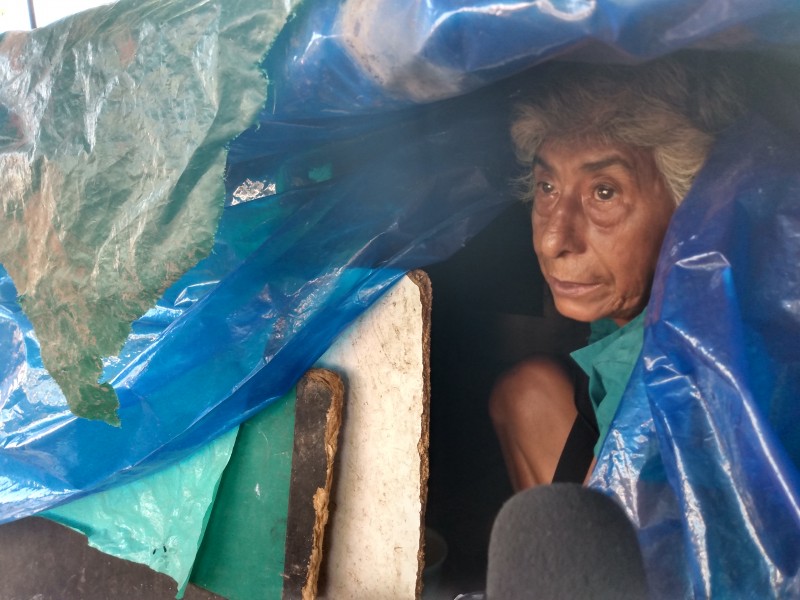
315,271,432,599
283,369,345,600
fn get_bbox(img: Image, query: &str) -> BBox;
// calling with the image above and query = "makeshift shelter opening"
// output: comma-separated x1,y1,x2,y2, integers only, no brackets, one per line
1,0,800,597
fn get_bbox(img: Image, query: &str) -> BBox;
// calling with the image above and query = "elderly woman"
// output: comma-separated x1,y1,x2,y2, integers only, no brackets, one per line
489,59,742,490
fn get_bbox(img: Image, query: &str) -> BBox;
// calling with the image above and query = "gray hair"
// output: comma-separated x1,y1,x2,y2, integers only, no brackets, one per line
511,57,744,203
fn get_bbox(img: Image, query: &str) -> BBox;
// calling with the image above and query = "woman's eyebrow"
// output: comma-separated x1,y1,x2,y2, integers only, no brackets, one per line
581,155,634,173
532,156,552,171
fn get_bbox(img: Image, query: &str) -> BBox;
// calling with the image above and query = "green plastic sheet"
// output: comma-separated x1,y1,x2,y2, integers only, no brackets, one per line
44,427,239,596
191,389,297,599
0,0,293,423
41,385,296,598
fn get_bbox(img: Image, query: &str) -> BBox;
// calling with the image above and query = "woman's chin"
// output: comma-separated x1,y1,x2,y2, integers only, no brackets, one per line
552,298,607,324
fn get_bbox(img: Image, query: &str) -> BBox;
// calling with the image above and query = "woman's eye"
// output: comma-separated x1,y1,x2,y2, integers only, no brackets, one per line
537,181,556,195
594,184,616,201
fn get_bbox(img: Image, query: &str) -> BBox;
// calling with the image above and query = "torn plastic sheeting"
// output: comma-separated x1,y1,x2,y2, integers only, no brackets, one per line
591,116,800,598
0,6,517,523
0,0,292,425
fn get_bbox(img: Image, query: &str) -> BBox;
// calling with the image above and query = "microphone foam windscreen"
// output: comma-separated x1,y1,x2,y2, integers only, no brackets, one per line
487,483,648,599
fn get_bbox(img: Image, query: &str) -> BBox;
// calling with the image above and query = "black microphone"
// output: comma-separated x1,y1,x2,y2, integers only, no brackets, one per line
486,483,648,599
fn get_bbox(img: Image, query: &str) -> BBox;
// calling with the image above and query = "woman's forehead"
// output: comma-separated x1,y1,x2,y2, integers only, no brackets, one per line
535,137,657,177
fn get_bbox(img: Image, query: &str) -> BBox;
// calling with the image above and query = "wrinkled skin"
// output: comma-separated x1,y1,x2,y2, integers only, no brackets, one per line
492,137,678,490
531,138,676,326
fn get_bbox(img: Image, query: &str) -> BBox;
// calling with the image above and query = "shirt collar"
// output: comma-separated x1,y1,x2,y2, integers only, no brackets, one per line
571,311,646,377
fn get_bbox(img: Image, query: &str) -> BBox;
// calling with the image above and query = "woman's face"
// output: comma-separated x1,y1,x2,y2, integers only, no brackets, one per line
531,138,676,326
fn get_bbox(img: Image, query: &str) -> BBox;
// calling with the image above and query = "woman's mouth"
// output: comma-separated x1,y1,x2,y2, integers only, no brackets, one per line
547,277,602,297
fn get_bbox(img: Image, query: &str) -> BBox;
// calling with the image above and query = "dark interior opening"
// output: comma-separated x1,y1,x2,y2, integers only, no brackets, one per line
423,201,588,596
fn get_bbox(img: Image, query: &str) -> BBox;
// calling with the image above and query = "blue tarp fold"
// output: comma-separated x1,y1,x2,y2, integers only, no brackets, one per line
593,116,800,597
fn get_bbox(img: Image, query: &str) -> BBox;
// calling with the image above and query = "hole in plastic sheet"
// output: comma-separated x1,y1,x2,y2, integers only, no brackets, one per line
232,178,278,204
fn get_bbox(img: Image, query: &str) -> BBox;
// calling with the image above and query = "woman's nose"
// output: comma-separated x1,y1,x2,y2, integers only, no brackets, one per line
534,194,585,259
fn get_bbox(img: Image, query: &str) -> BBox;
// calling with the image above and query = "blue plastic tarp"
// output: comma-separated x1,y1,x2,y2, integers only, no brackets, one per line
591,115,800,597
2,0,800,597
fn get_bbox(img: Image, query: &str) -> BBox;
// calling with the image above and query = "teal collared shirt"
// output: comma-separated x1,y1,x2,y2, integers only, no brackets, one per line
570,312,645,455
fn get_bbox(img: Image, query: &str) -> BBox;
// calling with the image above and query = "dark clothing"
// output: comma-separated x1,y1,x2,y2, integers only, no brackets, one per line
552,364,598,483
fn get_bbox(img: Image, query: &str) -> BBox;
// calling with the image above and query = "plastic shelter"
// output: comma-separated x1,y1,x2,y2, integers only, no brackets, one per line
1,0,800,596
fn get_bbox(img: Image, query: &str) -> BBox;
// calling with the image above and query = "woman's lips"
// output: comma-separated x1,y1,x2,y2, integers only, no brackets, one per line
547,277,602,297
